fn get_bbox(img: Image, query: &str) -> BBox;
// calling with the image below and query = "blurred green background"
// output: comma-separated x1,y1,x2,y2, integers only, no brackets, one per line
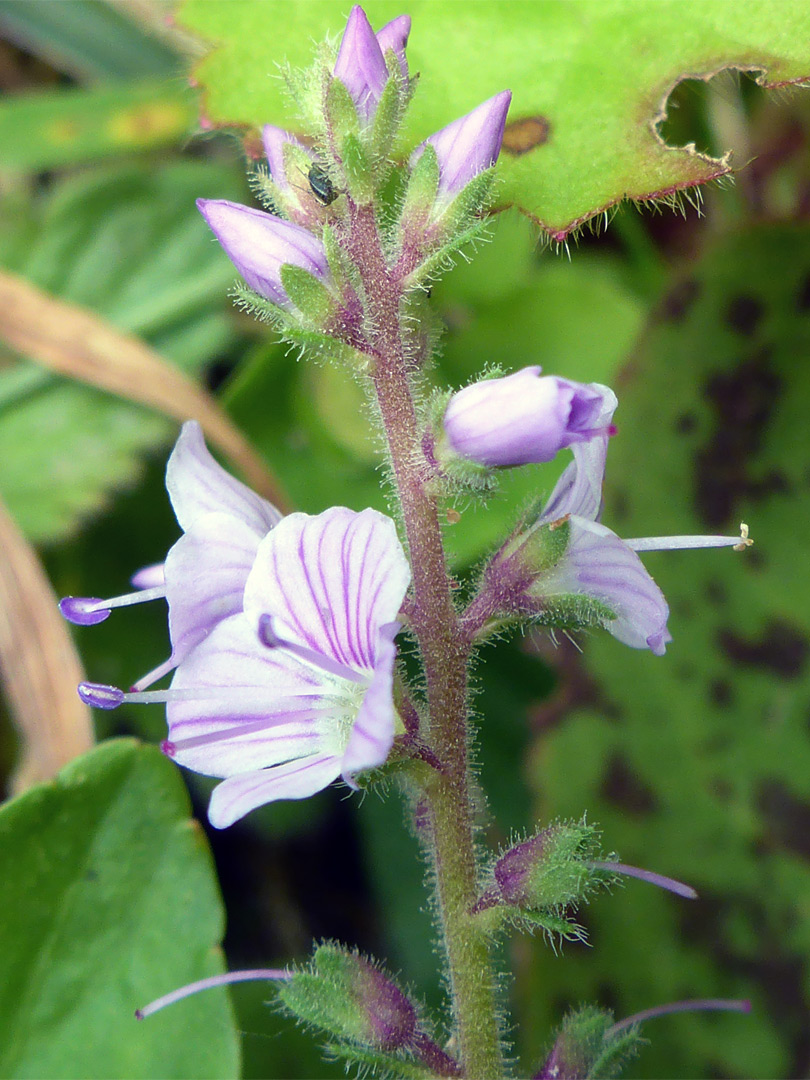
1,2,809,1077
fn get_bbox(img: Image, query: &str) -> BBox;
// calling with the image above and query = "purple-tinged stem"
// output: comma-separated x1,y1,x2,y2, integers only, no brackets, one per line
135,968,291,1019
606,997,751,1037
340,200,502,1078
411,1030,463,1076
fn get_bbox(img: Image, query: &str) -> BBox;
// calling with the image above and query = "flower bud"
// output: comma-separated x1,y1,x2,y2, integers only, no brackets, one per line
196,199,331,309
278,945,417,1053
494,821,599,910
261,124,313,195
535,1006,637,1080
333,6,410,124
412,91,511,213
442,367,616,468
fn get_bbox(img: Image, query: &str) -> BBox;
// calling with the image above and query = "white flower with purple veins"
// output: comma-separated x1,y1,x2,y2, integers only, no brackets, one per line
333,5,411,123
443,366,616,468
61,420,281,692
160,507,411,827
529,395,751,654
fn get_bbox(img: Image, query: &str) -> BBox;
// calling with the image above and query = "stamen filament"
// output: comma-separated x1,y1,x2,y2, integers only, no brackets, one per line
626,523,753,553
135,968,292,1020
588,860,697,899
606,998,751,1037
258,613,368,684
130,656,176,693
78,680,326,711
164,717,320,755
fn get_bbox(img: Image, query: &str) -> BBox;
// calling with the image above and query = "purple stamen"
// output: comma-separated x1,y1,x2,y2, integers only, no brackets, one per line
607,998,751,1037
59,597,111,626
258,613,368,684
135,968,292,1020
589,860,698,900
78,682,125,709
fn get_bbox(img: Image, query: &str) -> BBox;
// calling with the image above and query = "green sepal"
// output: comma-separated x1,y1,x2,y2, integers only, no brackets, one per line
506,906,589,946
323,223,363,298
324,74,360,150
503,516,571,572
231,284,366,369
400,144,440,231
442,168,496,230
369,75,403,168
341,132,375,203
404,213,492,290
505,819,603,911
324,1042,434,1079
532,592,618,633
279,264,337,325
281,45,334,132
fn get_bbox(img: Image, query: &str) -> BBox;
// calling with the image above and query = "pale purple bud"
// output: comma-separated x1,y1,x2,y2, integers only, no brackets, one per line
444,367,615,468
418,90,512,204
334,6,388,122
375,14,411,78
261,124,312,193
196,199,330,308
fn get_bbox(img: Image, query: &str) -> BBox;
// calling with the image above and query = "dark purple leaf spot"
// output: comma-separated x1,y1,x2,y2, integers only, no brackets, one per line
717,619,808,679
725,294,765,337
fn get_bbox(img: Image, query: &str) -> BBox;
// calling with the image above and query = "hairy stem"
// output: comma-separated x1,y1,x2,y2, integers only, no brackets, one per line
343,202,503,1078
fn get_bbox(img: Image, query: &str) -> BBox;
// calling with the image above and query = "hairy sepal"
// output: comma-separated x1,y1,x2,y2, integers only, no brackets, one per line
370,75,404,171
400,144,440,236
279,263,337,324
324,76,361,159
541,1006,644,1080
324,1042,433,1079
342,132,376,204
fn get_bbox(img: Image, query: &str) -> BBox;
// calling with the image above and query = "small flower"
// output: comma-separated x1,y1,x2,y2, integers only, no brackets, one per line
479,393,752,654
442,367,616,468
61,420,281,690
334,6,411,123
196,199,331,308
413,90,512,210
77,506,411,829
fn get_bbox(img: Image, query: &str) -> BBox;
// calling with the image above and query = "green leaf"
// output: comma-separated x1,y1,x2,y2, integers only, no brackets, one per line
0,81,196,171
0,739,238,1078
0,0,181,80
0,161,245,542
521,222,810,1079
179,0,810,238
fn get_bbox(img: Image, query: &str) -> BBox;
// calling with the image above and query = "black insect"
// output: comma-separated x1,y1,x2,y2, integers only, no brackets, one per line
307,163,338,206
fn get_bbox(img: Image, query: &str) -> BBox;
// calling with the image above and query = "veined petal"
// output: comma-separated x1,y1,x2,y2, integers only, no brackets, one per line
244,507,411,677
196,199,329,306
540,388,618,522
341,623,398,781
167,614,339,777
543,516,671,654
164,512,264,662
166,420,281,536
208,754,342,829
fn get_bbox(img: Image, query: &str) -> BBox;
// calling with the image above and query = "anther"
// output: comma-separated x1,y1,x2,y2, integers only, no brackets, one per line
78,682,125,709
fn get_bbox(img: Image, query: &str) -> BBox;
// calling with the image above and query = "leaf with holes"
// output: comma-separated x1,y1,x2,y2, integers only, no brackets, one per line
179,0,810,239
0,739,238,1078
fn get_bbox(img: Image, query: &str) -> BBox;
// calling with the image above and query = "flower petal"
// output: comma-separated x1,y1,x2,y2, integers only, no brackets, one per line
196,199,329,306
375,14,410,77
163,512,263,662
540,388,618,522
334,5,388,121
543,516,672,654
262,124,312,192
244,507,411,676
207,754,342,829
341,623,398,782
418,91,512,203
167,614,337,777
166,420,281,536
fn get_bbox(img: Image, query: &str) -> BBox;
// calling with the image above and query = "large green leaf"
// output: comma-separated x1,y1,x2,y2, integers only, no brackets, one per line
0,739,239,1078
179,0,810,238
0,161,245,542
0,81,196,172
519,223,810,1079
